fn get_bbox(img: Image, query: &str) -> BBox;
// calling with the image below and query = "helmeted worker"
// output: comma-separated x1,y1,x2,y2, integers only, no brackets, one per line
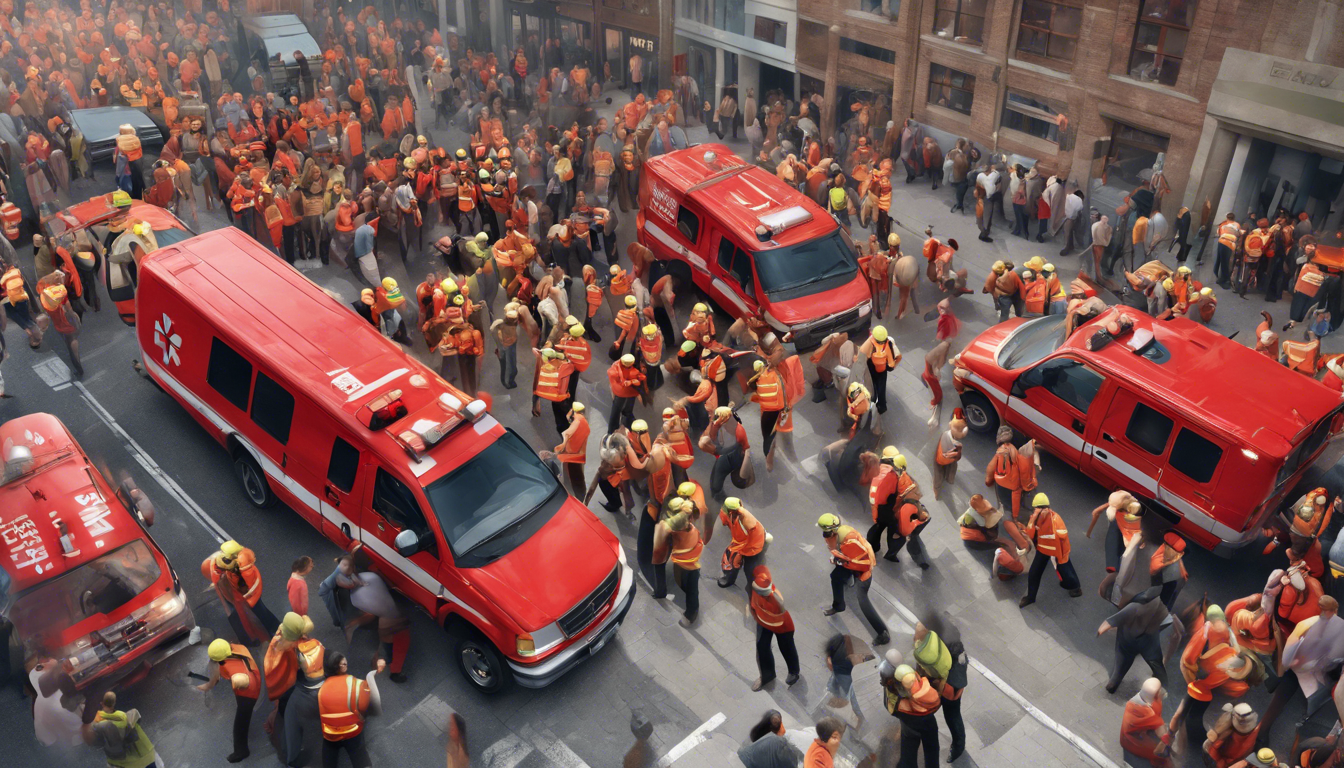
748,565,800,690
1170,605,1256,756
318,651,385,768
661,407,696,485
555,401,589,496
858,325,900,413
637,323,665,391
748,359,786,470
1019,493,1082,607
1121,678,1172,768
712,496,764,593
581,265,604,342
682,302,716,363
203,540,279,643
197,639,262,762
1205,703,1260,768
818,513,889,645
632,438,675,599
653,503,702,627
282,613,326,768
676,341,718,436
607,353,646,433
866,447,921,560
883,663,941,767
932,409,966,503
1214,213,1242,289
913,621,968,762
704,406,751,500
985,426,1023,520
532,347,576,436
614,294,640,353
557,323,592,399
1229,748,1282,768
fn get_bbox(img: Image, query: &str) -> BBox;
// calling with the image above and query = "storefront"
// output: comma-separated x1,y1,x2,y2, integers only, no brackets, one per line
602,25,658,91
678,39,717,106
505,1,596,74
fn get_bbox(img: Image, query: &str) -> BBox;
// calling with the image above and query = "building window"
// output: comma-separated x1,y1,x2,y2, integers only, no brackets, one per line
928,63,976,115
1000,91,1059,142
715,0,746,35
839,37,897,65
753,17,787,47
861,0,901,18
1128,0,1195,86
933,0,986,45
1017,0,1081,62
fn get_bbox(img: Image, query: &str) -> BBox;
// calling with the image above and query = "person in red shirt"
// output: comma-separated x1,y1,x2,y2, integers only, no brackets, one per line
288,557,313,616
607,354,645,434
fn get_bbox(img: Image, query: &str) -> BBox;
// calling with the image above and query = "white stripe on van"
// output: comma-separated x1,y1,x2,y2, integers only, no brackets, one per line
644,219,709,273
142,356,490,626
1007,396,1085,453
344,367,410,403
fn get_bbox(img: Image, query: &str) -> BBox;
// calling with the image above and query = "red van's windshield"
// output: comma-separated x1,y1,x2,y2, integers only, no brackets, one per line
753,229,858,301
8,540,161,637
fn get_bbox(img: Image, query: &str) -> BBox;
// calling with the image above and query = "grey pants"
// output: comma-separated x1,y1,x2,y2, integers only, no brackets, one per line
499,344,517,387
284,682,322,766
301,215,322,262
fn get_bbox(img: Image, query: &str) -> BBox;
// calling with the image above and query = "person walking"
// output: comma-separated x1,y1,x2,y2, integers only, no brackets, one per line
282,613,327,768
203,540,280,643
748,566,800,690
858,326,900,414
37,276,84,378
1098,585,1169,694
985,427,1022,520
82,691,164,768
818,514,889,646
716,497,767,591
317,652,385,768
654,502,702,627
1215,213,1242,289
748,359,787,471
883,664,941,768
607,353,645,434
931,409,966,505
555,401,590,497
532,347,577,437
866,448,919,560
288,557,313,616
491,307,521,389
914,621,968,762
704,406,751,502
197,639,262,762
1018,493,1082,607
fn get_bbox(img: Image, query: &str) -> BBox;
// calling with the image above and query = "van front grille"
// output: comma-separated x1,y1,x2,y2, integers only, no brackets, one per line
557,566,619,637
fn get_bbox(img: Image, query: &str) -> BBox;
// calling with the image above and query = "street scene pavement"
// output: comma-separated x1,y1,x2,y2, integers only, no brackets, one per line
1,99,1337,768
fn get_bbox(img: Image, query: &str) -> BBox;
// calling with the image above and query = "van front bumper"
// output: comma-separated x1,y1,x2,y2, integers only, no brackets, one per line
508,563,636,688
783,300,873,351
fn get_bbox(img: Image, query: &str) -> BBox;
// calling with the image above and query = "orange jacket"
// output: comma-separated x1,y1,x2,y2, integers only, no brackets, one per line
828,526,874,580
558,336,592,372
556,414,589,463
535,357,575,402
1120,695,1166,761
608,361,645,398
1026,507,1070,563
721,508,766,556
751,369,785,411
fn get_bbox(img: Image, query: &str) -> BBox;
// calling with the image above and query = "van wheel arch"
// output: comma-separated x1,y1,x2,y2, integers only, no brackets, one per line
445,616,513,694
959,390,1000,435
228,438,275,509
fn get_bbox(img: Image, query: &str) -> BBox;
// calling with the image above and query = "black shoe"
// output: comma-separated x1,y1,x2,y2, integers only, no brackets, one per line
918,561,931,570
950,205,958,213
1068,588,1083,597
946,745,965,763
823,606,844,616
227,751,249,763
601,502,621,512
1104,683,1118,694
873,632,890,646
876,402,887,414
390,672,408,683
811,388,828,403
717,576,733,588
679,613,697,628
1035,236,1046,243
978,234,992,243
751,677,773,691
1019,596,1035,607
883,553,899,562
652,592,667,600
785,673,800,685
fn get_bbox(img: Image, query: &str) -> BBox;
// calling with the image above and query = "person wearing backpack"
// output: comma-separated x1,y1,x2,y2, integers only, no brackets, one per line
82,691,164,768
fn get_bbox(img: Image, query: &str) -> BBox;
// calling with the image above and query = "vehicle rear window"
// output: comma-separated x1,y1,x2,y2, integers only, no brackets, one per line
327,437,360,493
8,540,161,636
1170,428,1223,483
676,206,700,243
207,338,252,411
250,372,295,444
1126,402,1173,455
153,228,192,247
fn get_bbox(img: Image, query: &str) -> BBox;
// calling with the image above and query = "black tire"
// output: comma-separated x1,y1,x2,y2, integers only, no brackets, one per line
233,451,275,508
959,390,1000,435
454,632,513,694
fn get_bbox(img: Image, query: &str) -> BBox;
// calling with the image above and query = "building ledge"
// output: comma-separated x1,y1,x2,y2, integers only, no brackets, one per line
843,9,899,26
925,102,975,127
920,33,994,63
1106,74,1200,103
1007,58,1072,83
997,126,1061,158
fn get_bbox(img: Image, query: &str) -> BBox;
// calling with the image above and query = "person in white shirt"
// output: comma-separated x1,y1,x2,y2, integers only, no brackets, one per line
1090,210,1113,279
1059,190,1087,256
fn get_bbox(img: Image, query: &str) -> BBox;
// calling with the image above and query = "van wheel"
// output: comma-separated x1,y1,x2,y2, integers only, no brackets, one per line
233,452,275,508
960,391,999,435
454,632,513,694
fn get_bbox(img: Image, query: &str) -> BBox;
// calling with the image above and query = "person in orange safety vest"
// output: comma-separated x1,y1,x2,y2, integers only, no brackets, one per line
858,325,899,413
715,497,765,592
985,426,1025,519
637,323,665,391
613,294,640,354
1169,605,1257,757
532,347,576,436
1018,493,1081,607
1122,678,1173,768
748,359,786,470
1204,702,1260,768
932,409,966,503
554,401,589,496
203,540,279,643
317,651,385,767
746,565,799,690
661,407,697,485
818,513,889,645
196,638,261,761
653,501,702,627
557,323,593,399
607,353,645,433
885,663,941,766
580,265,604,342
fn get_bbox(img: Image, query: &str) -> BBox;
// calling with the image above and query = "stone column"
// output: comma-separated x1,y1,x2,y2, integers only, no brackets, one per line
821,25,841,142
1186,118,1239,216
1215,133,1252,221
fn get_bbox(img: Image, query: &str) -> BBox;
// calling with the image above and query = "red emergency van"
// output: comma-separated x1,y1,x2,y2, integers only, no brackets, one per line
953,306,1344,554
1,414,195,688
637,144,871,348
135,227,633,692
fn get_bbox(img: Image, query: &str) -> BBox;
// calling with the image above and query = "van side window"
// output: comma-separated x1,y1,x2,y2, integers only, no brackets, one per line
676,206,700,244
327,438,360,492
373,468,433,542
715,238,756,297
207,337,253,412
1169,429,1223,483
1020,358,1103,414
250,373,295,444
1126,403,1174,455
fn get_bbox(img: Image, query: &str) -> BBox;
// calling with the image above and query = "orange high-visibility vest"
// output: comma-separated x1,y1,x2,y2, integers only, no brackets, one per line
896,676,942,716
610,271,631,296
2,267,27,303
1023,279,1047,314
1217,222,1240,249
869,464,897,521
297,638,325,682
869,339,897,372
1027,507,1071,562
638,333,662,366
721,510,766,556
751,589,793,631
558,336,592,372
535,360,572,401
834,526,874,580
615,308,637,333
318,674,369,740
753,370,785,411
557,415,589,463
585,284,603,315
609,361,643,398
670,526,703,569
219,644,261,699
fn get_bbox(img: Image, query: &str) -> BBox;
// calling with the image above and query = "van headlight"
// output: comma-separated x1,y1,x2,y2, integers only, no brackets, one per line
857,300,872,318
762,310,791,333
144,590,187,623
516,633,536,657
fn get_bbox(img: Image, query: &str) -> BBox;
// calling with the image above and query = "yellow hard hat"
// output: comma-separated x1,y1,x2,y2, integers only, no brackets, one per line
569,324,585,337
112,189,133,208
1200,287,1213,297
208,638,232,662
571,401,585,413
753,360,765,372
1025,256,1044,272
723,496,742,511
714,406,732,420
1032,493,1050,508
881,446,898,459
678,482,696,497
220,540,243,558
1162,278,1174,292
403,157,416,169
892,454,907,469
609,264,620,275
564,315,579,326
992,260,1006,274
625,295,637,308
662,407,676,418
643,324,657,337
453,294,465,305
132,222,150,237
847,382,869,400
542,348,558,360
440,277,458,294
666,497,686,513
1042,263,1056,273
681,340,697,353
279,612,307,642
817,513,840,531
381,277,398,291
417,135,427,144
693,302,708,313
620,353,636,366
888,233,900,248
631,419,649,433
894,664,917,682
1177,265,1192,276
872,325,888,343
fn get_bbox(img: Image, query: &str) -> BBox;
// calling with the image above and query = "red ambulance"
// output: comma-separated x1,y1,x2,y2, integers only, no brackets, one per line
134,228,633,692
953,306,1344,553
1,414,195,688
637,144,872,348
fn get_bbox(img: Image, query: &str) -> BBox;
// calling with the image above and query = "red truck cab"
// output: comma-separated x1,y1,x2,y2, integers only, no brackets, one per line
637,144,871,348
953,306,1344,554
135,227,633,692
1,414,195,689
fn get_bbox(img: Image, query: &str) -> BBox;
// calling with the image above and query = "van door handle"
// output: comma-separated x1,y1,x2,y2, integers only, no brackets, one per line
324,487,341,507
377,521,385,532
1103,433,1115,442
1095,449,1109,460
1071,419,1085,433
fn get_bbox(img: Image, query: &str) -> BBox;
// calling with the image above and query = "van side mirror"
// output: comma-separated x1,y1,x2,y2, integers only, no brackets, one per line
119,479,156,527
394,529,420,557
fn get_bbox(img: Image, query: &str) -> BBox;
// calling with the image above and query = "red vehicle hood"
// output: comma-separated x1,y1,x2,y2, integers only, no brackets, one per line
959,318,1029,367
766,272,869,326
468,498,618,631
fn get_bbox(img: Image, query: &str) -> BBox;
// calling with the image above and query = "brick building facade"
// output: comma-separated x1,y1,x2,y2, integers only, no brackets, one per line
797,0,1344,222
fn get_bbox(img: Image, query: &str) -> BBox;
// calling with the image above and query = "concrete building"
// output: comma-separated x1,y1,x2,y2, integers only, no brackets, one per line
796,0,1344,226
674,0,800,116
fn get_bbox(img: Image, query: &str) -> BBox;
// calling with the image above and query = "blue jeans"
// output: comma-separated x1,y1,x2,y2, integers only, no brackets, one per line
499,343,517,388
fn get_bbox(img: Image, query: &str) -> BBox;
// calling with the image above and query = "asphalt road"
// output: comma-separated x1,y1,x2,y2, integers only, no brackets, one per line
0,118,1338,768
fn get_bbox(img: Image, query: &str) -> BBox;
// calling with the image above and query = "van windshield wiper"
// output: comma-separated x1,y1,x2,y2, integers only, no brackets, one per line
462,485,559,557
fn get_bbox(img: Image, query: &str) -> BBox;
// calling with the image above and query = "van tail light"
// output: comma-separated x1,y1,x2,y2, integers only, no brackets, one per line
364,389,407,430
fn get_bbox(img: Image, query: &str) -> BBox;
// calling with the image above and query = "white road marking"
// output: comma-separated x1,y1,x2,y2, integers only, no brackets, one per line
73,381,231,544
655,712,725,767
868,583,1120,768
479,734,532,768
31,357,70,388
518,724,592,768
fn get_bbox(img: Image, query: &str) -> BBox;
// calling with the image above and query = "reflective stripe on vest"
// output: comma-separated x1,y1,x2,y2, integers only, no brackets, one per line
536,364,567,401
319,676,364,738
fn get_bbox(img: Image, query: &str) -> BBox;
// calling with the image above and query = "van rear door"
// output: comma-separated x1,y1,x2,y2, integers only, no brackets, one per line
1086,386,1167,497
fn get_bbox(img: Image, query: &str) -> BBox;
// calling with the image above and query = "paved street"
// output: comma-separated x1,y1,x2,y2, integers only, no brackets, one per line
1,109,1337,768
